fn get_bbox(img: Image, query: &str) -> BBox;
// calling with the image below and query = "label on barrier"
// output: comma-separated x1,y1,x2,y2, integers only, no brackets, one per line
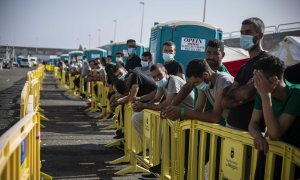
20,138,27,165
144,114,151,138
221,138,245,179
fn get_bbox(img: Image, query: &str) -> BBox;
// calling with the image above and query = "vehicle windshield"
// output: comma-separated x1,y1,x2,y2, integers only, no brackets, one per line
22,59,28,62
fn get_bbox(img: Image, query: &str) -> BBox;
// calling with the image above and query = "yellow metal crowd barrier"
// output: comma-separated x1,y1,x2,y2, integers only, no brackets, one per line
51,68,300,179
110,103,149,175
20,82,30,119
45,64,54,71
107,105,300,179
0,64,52,179
0,112,41,180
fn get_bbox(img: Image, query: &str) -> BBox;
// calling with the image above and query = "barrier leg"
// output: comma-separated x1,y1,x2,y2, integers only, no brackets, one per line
114,151,149,175
110,154,130,165
40,113,49,121
105,139,122,148
41,124,46,128
41,172,52,180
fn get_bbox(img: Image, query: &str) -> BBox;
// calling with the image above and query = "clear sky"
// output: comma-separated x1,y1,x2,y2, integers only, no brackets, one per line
0,0,299,49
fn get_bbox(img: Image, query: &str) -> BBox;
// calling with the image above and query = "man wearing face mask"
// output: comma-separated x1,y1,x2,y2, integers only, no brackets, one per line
115,51,125,68
163,59,233,124
222,17,272,131
132,63,194,139
134,51,152,77
125,39,141,71
111,65,157,107
162,41,185,80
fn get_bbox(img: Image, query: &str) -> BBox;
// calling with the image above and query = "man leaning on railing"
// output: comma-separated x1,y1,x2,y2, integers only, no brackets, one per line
248,56,300,179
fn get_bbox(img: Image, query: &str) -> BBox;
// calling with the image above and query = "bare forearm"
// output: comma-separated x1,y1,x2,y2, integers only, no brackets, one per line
248,122,263,138
221,96,242,109
185,108,220,123
261,94,280,139
118,96,130,104
228,83,256,101
141,90,157,102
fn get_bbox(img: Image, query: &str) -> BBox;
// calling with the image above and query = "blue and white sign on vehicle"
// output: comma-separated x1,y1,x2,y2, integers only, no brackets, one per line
181,37,206,52
91,54,100,59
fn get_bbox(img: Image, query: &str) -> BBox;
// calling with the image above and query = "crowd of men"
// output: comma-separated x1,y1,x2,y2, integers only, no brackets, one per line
58,17,300,179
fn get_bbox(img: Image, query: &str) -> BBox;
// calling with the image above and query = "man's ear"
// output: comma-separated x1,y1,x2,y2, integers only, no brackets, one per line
202,72,209,79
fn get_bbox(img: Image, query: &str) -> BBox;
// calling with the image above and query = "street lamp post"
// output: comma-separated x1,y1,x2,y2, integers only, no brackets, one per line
113,20,117,42
139,2,145,44
203,0,207,22
98,29,101,47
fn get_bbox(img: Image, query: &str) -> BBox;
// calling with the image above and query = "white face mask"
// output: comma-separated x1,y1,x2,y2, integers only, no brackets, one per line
196,81,211,91
118,73,126,80
157,78,168,88
141,61,149,68
116,57,123,62
163,53,174,62
240,35,255,50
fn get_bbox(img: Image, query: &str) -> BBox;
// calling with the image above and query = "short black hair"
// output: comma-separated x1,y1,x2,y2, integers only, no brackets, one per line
83,56,87,59
207,39,224,52
100,57,107,66
186,59,212,78
127,39,136,44
253,56,285,80
163,41,176,49
242,17,265,33
107,55,112,59
150,63,167,72
116,51,124,57
142,52,152,59
114,79,127,95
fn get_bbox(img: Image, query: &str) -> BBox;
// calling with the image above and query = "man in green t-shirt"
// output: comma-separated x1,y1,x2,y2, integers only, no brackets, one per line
248,54,300,179
248,56,300,150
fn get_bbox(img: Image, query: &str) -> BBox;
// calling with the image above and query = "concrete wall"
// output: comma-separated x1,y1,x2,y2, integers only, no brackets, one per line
224,30,300,50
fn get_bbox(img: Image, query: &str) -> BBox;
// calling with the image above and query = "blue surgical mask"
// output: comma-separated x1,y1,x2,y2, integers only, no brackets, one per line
196,81,211,91
141,61,149,68
128,48,136,55
157,78,168,88
118,74,126,80
163,53,174,62
240,35,255,50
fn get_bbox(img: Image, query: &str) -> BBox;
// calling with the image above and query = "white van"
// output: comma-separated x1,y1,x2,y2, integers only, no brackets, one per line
20,58,32,68
29,57,38,66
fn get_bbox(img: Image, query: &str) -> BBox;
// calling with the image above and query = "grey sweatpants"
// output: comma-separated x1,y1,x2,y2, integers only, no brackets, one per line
132,111,143,140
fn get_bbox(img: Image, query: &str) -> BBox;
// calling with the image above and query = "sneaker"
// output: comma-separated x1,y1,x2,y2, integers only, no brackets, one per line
149,163,161,173
141,173,157,179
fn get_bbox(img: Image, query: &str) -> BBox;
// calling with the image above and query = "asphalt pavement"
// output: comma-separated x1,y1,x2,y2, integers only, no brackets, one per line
0,66,34,135
40,72,144,179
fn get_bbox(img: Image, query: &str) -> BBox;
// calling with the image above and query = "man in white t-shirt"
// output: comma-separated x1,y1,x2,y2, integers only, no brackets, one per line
132,63,194,139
